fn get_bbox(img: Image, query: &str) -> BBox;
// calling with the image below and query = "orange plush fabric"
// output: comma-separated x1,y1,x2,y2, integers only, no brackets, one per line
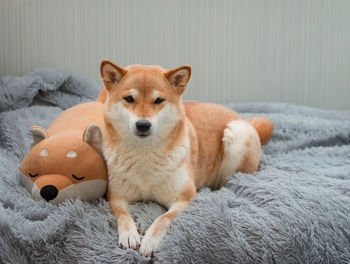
19,101,108,204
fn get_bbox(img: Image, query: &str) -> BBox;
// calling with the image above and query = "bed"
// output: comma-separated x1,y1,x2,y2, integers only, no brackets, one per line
0,69,349,263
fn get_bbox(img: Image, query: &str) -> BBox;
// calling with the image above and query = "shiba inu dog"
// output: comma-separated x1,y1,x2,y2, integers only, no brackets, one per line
100,60,274,257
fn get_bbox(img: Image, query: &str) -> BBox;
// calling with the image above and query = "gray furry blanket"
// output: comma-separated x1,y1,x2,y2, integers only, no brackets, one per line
0,69,349,264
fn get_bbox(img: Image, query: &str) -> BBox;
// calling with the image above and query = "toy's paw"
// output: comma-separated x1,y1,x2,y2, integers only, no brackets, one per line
118,228,140,250
139,232,161,257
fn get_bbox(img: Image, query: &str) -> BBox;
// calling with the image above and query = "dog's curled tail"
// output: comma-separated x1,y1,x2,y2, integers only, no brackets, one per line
246,116,274,145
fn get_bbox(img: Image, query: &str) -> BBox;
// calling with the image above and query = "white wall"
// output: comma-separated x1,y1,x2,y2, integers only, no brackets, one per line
1,0,349,110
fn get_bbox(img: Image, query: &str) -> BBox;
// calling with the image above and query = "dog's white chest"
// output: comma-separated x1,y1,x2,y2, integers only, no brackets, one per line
105,143,188,208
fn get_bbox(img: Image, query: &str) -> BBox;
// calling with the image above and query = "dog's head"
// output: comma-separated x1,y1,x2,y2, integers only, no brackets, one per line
100,60,191,144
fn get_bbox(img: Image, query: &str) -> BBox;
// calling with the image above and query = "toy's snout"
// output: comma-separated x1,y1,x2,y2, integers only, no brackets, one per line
31,174,74,203
40,185,59,201
19,169,107,204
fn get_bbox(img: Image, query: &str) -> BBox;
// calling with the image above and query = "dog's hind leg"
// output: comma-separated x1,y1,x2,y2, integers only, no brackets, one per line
212,119,261,189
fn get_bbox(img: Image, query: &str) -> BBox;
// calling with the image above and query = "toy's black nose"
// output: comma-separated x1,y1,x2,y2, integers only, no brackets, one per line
136,119,151,132
40,185,58,201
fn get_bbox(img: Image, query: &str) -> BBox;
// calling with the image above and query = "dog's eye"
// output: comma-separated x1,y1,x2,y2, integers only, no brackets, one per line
123,96,134,104
29,173,39,178
154,98,165,104
72,174,85,181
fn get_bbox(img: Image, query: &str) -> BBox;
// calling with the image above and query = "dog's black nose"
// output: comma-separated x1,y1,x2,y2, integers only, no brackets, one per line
136,119,151,132
40,185,58,201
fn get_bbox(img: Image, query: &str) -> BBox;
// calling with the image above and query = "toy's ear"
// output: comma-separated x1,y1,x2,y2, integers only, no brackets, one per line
100,60,127,92
83,124,103,155
165,65,191,95
30,126,48,148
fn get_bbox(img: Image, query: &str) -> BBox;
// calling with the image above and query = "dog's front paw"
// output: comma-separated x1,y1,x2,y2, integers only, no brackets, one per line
139,232,162,257
118,228,140,250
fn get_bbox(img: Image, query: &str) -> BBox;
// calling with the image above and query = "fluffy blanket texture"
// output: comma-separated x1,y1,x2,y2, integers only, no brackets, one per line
0,69,349,264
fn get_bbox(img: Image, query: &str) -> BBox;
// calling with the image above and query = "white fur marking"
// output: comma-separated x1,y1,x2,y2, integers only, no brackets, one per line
153,91,159,100
130,89,138,97
40,149,48,157
214,119,259,188
66,150,77,158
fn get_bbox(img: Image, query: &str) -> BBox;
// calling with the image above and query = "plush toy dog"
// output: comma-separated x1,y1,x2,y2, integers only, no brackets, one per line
19,100,108,204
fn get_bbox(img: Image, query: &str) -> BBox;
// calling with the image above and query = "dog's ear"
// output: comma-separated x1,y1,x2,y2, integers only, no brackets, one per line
165,65,191,95
30,126,48,148
100,60,127,91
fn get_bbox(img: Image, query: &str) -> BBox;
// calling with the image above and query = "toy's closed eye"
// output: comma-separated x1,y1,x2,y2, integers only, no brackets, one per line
29,173,39,178
72,174,85,181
